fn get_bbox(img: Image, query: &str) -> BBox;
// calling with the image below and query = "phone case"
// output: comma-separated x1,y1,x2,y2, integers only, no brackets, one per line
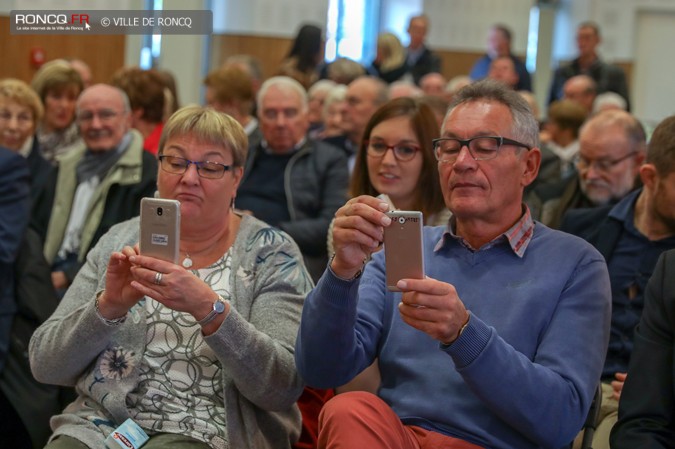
139,198,181,264
384,210,424,291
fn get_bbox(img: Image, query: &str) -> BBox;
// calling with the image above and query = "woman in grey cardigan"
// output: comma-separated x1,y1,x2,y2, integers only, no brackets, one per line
29,106,312,449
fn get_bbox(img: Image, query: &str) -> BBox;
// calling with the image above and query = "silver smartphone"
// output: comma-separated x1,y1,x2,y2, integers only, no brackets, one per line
383,210,424,291
139,198,181,264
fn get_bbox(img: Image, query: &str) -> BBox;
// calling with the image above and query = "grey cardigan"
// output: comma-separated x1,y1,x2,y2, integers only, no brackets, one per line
29,214,312,448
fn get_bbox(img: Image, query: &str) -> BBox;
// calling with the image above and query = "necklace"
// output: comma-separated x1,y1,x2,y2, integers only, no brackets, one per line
182,253,193,268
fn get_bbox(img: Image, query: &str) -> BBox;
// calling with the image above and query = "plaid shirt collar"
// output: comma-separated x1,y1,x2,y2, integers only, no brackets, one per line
434,205,535,258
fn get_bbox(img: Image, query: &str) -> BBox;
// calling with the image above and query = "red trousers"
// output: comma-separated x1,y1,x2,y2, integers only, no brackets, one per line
318,391,483,449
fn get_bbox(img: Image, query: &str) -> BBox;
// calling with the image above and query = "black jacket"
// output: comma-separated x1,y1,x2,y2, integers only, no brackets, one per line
240,140,349,281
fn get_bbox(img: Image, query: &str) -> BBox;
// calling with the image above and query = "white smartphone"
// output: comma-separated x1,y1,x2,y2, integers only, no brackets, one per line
139,198,181,264
383,210,424,291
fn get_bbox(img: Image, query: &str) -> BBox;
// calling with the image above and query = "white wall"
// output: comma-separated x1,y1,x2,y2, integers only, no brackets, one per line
212,0,328,36
425,0,533,54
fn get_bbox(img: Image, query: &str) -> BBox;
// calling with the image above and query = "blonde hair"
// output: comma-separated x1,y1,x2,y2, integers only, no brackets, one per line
30,59,83,102
159,106,248,167
377,33,406,73
0,78,44,122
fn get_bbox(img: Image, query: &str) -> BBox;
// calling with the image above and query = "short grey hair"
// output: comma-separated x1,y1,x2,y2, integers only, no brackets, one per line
257,76,308,114
445,79,540,149
76,84,131,115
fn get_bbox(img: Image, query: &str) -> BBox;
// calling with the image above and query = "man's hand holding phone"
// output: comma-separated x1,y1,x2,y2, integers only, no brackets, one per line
397,277,470,345
331,196,392,280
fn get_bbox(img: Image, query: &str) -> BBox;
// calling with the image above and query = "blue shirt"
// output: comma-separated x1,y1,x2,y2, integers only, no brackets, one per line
602,190,675,377
296,213,611,449
469,54,533,91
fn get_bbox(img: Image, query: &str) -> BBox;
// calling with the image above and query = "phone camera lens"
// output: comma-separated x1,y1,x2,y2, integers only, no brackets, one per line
157,207,163,216
398,216,406,224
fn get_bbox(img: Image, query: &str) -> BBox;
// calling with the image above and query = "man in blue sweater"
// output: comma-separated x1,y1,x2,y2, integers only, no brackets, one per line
295,80,612,449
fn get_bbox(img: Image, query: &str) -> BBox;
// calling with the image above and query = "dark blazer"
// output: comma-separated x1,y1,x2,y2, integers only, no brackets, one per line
0,228,61,448
408,46,441,85
0,148,30,374
548,57,631,110
560,204,616,248
610,249,675,448
25,136,52,204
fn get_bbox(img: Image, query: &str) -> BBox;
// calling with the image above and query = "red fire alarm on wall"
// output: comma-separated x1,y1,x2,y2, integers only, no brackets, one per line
30,47,46,68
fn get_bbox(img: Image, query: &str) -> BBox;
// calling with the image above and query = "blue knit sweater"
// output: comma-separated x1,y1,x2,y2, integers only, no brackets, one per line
296,222,611,449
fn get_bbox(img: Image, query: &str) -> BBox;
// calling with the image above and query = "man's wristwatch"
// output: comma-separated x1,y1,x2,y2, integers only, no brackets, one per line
197,295,227,326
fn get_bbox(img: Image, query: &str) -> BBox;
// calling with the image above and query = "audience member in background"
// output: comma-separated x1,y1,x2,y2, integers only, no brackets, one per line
328,97,448,256
444,75,472,103
563,75,597,114
296,80,610,449
0,146,31,449
31,84,158,295
549,21,630,109
542,99,588,179
324,57,366,85
68,59,92,89
110,67,167,155
517,90,540,122
419,72,446,98
518,90,564,195
30,59,84,163
561,115,675,449
307,79,336,137
418,94,449,128
592,91,627,114
0,148,61,448
369,33,409,84
405,14,441,85
528,110,645,228
0,79,51,202
236,76,349,282
29,106,310,449
278,23,324,90
157,69,180,118
470,24,532,91
388,80,422,99
203,65,262,149
610,249,675,448
487,55,520,90
323,76,389,168
224,54,265,103
319,84,347,139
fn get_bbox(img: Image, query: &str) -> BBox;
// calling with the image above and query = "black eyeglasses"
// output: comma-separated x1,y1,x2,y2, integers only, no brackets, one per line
575,152,637,173
158,155,232,179
433,136,531,163
366,140,421,162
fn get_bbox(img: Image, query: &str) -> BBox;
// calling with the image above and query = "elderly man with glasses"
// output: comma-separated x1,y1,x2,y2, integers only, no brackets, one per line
295,79,611,449
32,84,157,295
528,109,645,229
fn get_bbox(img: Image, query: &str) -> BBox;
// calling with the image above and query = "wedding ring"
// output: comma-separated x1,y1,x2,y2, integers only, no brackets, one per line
154,271,163,285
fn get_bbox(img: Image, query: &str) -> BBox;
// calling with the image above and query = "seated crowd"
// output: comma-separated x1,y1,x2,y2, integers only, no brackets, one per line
1,13,674,449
